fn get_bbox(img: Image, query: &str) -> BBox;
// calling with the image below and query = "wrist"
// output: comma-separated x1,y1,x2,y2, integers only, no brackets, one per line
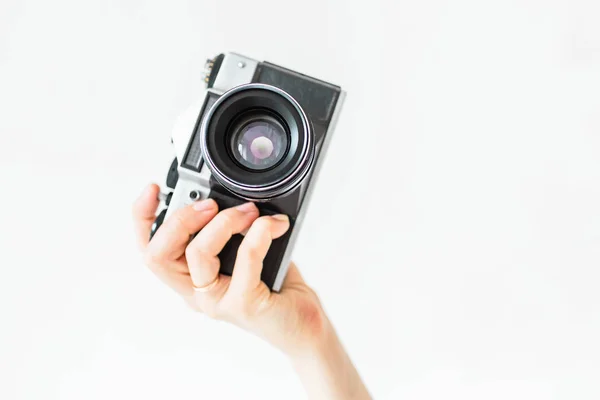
287,318,372,400
278,293,336,362
287,313,336,363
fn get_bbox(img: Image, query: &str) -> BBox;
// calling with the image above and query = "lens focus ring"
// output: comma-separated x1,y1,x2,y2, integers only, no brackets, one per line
199,84,314,200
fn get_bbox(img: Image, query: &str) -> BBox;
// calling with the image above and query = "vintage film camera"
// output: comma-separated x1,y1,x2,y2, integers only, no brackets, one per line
151,53,345,291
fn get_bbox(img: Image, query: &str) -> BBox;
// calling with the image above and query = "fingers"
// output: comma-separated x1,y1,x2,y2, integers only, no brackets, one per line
136,188,294,321
229,215,290,294
145,198,218,264
132,184,160,249
186,202,259,289
143,198,218,298
150,262,196,297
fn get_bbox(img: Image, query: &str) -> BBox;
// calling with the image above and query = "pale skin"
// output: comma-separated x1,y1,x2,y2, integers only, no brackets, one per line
133,183,371,400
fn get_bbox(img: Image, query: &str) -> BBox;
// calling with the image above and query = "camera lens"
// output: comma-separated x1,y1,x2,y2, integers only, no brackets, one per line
229,112,288,171
200,84,314,200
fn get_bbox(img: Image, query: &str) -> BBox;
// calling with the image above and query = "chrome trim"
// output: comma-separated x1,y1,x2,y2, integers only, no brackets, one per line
211,54,258,94
272,90,347,291
199,83,314,199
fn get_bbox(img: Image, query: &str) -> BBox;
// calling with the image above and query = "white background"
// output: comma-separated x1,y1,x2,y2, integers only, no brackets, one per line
1,0,599,399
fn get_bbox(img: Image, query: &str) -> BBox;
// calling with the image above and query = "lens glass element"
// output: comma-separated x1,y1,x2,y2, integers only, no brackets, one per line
230,114,288,170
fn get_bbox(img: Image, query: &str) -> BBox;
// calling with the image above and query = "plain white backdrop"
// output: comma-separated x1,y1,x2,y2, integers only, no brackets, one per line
1,0,599,399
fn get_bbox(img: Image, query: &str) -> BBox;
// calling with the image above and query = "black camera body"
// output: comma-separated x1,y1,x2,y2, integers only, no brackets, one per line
152,53,345,291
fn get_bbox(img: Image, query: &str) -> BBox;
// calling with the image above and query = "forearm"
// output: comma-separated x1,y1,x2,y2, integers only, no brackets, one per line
290,318,371,400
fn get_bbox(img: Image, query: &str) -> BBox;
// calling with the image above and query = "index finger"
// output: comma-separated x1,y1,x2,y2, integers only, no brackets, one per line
146,198,219,263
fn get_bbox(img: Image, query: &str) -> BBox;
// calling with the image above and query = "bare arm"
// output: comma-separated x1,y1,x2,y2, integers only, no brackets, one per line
291,318,371,400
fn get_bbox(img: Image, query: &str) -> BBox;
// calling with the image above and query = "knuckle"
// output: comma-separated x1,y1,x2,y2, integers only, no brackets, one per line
203,302,221,319
234,303,252,320
171,212,188,231
221,295,253,320
184,245,192,260
253,217,272,231
143,249,162,268
192,294,217,319
169,208,198,235
184,244,199,261
196,295,223,320
184,297,203,313
215,212,235,231
238,244,263,264
186,247,217,270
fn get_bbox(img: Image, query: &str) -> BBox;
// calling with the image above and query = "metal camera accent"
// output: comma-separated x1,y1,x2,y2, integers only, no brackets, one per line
152,52,345,291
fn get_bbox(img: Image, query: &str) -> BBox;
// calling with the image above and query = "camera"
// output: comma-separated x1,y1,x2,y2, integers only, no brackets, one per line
151,53,345,291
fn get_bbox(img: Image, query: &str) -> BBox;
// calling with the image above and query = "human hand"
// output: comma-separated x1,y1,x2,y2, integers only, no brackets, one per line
132,183,326,356
133,183,371,399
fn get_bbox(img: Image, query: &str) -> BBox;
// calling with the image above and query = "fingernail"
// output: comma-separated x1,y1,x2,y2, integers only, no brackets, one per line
193,199,215,212
236,202,256,213
272,214,289,222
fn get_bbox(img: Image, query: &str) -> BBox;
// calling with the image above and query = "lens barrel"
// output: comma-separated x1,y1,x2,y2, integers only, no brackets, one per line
228,109,289,171
200,84,314,200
